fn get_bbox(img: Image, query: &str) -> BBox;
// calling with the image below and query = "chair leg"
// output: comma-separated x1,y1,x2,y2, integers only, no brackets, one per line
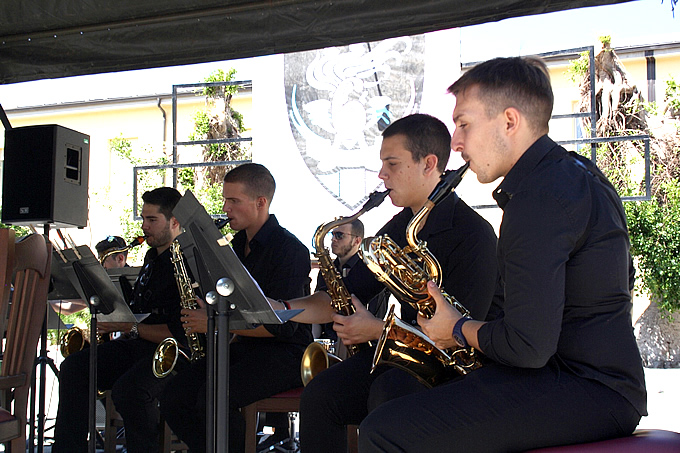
347,424,359,453
243,403,259,453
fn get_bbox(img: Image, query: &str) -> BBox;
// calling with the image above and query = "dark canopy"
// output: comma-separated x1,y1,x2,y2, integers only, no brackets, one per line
0,0,631,85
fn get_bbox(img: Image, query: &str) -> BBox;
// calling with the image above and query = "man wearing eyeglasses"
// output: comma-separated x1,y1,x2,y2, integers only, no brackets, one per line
314,220,367,358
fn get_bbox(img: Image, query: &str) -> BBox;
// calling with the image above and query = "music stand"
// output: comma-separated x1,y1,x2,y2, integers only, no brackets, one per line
173,190,300,453
63,246,139,453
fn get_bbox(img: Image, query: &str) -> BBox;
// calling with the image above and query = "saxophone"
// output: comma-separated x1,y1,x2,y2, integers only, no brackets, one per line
300,189,390,386
361,162,482,388
152,240,206,378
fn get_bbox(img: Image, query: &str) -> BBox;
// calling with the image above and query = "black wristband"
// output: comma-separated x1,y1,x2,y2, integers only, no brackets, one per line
452,317,471,348
278,299,291,310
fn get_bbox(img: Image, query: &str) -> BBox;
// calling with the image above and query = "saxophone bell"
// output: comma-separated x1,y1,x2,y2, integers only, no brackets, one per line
152,337,191,378
152,241,206,378
300,341,342,386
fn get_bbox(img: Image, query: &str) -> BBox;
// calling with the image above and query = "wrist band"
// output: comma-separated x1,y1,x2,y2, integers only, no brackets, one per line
278,299,291,310
452,316,471,348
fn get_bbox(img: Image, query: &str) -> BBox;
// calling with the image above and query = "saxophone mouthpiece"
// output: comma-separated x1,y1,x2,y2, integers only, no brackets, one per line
363,189,391,212
130,236,146,248
214,217,230,229
429,162,470,205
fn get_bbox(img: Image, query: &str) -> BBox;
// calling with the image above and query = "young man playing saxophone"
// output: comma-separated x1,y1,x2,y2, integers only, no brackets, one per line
270,113,502,452
52,187,186,453
359,57,647,452
158,163,313,453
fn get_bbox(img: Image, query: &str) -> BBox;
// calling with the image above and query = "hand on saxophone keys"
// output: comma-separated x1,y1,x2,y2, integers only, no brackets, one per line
181,296,208,334
418,281,483,352
331,295,383,345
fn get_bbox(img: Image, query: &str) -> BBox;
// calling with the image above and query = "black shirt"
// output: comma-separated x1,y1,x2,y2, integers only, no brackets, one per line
231,214,313,346
343,191,500,326
478,135,647,416
315,253,362,292
129,246,185,345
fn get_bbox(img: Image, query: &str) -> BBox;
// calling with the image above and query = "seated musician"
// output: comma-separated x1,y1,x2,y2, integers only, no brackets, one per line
314,218,367,359
52,187,187,453
269,113,502,453
158,163,313,453
95,235,130,269
358,57,647,451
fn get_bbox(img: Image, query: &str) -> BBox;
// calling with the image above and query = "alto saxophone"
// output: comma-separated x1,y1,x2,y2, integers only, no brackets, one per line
361,162,482,388
152,240,206,378
300,189,390,386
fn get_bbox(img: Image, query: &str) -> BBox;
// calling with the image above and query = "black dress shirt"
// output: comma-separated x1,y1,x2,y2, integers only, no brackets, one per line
478,135,647,416
343,191,500,326
129,246,186,345
231,214,313,346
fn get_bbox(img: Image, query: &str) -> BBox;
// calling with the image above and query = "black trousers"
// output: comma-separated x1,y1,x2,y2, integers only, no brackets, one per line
159,340,306,453
359,361,642,453
299,347,424,453
51,338,166,453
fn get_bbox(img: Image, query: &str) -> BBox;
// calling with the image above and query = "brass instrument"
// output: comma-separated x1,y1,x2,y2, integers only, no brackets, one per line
361,162,482,388
300,189,390,386
98,235,145,265
60,326,90,358
152,240,206,378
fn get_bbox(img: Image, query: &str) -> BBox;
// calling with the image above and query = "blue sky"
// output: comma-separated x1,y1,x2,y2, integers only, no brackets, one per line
0,0,677,110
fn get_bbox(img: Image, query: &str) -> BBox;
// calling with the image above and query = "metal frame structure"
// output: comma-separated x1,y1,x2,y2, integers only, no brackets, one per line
469,45,651,209
132,80,253,219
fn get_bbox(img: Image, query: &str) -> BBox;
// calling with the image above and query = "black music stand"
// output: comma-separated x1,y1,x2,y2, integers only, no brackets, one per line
173,190,301,453
59,246,139,453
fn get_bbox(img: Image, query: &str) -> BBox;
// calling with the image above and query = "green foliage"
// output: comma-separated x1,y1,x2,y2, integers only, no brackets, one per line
599,35,612,47
626,179,680,314
665,76,680,113
201,68,241,100
0,214,32,238
566,50,590,83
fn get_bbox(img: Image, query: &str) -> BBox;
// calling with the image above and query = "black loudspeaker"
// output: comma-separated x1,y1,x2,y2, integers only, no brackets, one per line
2,124,89,228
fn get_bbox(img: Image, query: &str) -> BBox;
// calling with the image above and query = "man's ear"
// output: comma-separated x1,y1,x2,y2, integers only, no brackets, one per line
423,154,439,175
170,216,180,230
256,196,268,209
504,107,522,136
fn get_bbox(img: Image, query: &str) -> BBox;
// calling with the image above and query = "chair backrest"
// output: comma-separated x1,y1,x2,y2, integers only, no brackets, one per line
2,233,52,379
0,232,51,450
0,229,16,344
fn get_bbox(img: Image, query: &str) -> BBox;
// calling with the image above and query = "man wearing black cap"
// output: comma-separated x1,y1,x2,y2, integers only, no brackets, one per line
95,235,130,269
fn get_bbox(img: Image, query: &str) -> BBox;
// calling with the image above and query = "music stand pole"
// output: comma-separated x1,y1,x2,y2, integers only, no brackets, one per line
215,294,231,452
206,303,216,453
87,297,100,453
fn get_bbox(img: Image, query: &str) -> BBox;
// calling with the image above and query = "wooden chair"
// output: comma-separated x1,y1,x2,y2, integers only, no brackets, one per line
242,388,358,453
103,390,126,453
0,232,52,451
243,387,303,453
102,389,189,453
